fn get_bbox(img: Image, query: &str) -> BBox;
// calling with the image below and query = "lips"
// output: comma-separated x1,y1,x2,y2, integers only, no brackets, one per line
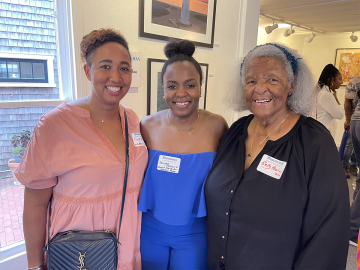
106,86,122,92
254,99,272,103
173,101,191,108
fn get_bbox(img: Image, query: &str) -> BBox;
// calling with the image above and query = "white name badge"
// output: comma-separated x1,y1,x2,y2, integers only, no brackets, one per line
257,154,287,179
131,133,146,147
157,155,181,174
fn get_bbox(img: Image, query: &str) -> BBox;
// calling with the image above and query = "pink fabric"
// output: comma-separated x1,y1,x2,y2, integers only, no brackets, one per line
15,103,148,270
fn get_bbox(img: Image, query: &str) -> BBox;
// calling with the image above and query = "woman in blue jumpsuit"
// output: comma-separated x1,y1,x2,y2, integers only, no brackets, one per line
138,39,228,270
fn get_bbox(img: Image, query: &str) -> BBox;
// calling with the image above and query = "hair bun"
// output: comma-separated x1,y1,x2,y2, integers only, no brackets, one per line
164,39,195,59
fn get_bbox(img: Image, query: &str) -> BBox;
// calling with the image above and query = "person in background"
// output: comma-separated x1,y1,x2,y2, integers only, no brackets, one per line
311,64,344,136
138,39,228,270
345,75,360,247
15,29,148,270
343,75,359,178
205,43,350,269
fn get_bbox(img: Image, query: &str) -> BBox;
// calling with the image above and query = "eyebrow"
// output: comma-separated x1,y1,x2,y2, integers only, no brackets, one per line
98,60,130,66
166,78,196,84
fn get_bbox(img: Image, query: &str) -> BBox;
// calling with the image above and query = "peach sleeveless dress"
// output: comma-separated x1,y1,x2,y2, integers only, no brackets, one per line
15,103,148,270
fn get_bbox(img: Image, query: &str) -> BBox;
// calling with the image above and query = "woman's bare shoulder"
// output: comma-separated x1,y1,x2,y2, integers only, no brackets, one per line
140,110,167,142
141,110,167,128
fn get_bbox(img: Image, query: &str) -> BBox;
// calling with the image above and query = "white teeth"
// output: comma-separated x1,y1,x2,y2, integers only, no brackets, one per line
176,102,190,105
106,86,121,92
255,99,271,103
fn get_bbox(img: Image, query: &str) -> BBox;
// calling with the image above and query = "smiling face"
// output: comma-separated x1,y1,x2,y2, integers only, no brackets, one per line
244,57,293,121
84,42,132,105
163,61,201,117
331,73,343,90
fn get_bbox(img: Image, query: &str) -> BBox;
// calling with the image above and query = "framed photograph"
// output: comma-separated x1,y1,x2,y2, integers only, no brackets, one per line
147,58,209,115
139,0,217,48
334,48,360,86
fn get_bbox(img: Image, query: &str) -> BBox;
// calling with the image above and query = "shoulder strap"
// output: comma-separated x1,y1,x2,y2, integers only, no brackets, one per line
45,108,130,248
117,108,129,243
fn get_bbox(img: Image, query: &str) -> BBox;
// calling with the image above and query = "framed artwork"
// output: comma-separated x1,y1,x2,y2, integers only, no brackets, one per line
147,58,209,115
139,0,217,48
334,48,360,86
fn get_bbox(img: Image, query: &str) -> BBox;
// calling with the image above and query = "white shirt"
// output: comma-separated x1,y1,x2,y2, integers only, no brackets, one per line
311,85,344,131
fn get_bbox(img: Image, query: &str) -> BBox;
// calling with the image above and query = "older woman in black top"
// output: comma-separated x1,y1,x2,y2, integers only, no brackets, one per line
205,43,349,270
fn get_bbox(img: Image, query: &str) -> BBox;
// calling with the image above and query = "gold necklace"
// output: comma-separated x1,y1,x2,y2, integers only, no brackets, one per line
88,102,119,123
247,113,289,158
168,109,199,135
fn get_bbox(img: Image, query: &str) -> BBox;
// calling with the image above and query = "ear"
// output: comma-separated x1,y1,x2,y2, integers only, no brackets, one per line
84,64,91,81
288,79,295,93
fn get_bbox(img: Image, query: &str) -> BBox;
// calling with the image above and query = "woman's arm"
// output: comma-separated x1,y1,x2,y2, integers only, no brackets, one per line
294,130,349,269
23,187,53,268
344,98,353,131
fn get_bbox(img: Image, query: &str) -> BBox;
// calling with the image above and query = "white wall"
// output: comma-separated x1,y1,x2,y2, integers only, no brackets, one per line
257,28,360,145
71,0,260,124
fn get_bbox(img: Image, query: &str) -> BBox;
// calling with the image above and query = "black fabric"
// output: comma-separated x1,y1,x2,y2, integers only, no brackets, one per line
205,115,350,270
44,109,130,270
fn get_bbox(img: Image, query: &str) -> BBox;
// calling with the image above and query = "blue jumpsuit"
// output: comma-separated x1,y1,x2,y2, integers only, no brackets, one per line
138,150,216,270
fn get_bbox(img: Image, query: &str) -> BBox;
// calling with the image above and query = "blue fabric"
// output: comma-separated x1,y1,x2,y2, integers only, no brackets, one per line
141,211,208,270
339,130,348,160
138,150,217,225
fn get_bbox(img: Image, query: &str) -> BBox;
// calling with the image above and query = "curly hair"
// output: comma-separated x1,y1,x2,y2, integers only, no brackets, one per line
225,43,315,116
80,28,130,66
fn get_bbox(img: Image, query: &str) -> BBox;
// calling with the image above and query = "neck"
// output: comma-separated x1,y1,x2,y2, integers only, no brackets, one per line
253,110,290,136
168,109,199,129
87,94,119,120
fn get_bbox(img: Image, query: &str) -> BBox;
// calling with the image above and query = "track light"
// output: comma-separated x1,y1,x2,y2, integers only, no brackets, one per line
265,21,278,34
306,32,316,43
350,32,358,42
283,26,295,37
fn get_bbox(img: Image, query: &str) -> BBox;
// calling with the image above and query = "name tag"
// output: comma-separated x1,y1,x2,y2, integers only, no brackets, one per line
132,133,146,147
157,155,181,173
257,154,287,179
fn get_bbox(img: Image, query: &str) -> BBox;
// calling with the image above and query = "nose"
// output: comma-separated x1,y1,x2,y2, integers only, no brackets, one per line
109,69,122,83
254,80,268,94
175,85,187,97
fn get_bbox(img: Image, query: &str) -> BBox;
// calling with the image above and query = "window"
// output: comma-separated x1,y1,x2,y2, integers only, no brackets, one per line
0,0,76,266
0,54,55,88
0,58,48,83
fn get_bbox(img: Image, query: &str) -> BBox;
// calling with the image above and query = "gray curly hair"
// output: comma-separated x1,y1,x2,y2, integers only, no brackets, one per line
226,43,315,116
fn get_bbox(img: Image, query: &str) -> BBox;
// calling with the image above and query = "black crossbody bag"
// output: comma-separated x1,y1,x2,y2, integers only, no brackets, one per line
43,109,130,270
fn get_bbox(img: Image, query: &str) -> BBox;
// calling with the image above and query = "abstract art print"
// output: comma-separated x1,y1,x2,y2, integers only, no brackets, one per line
139,0,217,48
335,48,360,85
147,58,208,115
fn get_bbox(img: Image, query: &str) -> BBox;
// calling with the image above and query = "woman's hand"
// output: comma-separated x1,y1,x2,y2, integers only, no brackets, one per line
332,90,341,105
344,119,350,132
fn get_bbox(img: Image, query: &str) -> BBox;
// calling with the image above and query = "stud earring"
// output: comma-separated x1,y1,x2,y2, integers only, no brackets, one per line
288,92,292,97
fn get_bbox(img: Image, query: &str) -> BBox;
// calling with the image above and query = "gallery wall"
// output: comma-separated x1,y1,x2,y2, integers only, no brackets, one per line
258,29,360,145
70,0,261,124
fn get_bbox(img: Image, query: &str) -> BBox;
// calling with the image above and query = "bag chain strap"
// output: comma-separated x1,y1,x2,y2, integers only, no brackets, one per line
45,108,130,248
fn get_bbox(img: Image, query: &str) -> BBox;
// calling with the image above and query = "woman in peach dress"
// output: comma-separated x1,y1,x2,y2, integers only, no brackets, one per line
15,29,148,270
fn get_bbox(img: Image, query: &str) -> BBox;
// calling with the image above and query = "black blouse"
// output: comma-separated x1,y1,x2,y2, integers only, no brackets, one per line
205,115,350,270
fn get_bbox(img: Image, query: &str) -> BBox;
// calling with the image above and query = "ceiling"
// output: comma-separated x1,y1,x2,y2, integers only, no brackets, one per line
259,0,360,35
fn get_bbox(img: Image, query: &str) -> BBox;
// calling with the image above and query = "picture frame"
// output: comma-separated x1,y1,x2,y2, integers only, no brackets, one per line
334,48,360,86
147,58,209,115
139,0,217,48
